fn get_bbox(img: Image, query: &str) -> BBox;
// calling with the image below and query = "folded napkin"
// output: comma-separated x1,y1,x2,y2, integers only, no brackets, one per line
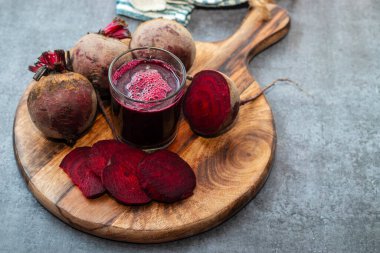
116,0,247,26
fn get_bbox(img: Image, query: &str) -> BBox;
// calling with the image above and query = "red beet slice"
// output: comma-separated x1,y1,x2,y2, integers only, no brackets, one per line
102,163,151,205
183,70,240,137
71,161,105,198
110,145,146,172
89,139,146,177
60,147,91,175
88,140,121,176
59,147,105,198
137,150,196,203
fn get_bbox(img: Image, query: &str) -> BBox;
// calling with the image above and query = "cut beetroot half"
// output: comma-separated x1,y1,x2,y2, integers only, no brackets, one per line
89,139,146,177
137,150,196,203
183,70,240,137
59,147,105,198
102,163,151,205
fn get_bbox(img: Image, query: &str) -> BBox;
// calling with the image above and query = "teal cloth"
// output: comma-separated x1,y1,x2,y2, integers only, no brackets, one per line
116,0,247,26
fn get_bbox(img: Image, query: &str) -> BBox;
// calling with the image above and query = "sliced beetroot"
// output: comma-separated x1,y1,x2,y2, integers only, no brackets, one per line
88,139,146,177
60,147,91,175
71,161,105,198
183,70,240,137
59,147,105,198
110,144,146,171
86,154,108,178
88,140,123,176
102,163,151,205
137,150,196,203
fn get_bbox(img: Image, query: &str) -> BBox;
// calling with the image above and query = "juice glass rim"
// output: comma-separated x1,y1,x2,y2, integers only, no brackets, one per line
108,47,187,104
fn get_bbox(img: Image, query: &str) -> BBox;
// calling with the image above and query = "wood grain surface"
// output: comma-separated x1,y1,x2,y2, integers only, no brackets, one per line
13,4,290,243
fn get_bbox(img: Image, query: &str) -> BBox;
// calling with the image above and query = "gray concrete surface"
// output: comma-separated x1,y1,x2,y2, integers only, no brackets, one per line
0,0,379,252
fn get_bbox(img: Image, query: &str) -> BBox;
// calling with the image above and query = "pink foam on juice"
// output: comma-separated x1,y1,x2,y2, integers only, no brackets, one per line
126,69,172,101
112,59,179,108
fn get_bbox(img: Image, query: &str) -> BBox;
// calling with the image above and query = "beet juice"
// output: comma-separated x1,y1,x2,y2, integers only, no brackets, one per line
109,48,186,150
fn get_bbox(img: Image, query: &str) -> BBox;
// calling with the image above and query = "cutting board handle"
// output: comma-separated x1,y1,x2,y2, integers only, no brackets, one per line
214,4,290,92
220,4,289,62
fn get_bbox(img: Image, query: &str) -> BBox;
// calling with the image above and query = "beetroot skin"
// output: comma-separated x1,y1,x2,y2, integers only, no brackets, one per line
102,163,151,205
183,70,240,137
137,150,196,203
28,50,97,144
69,18,131,95
130,18,196,70
59,147,105,198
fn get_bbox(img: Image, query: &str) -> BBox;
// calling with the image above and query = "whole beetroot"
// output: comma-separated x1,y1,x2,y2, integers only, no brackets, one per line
28,50,97,144
69,18,131,96
130,18,196,70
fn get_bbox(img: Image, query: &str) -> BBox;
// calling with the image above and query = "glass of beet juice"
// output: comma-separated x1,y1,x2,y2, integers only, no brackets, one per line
108,47,186,151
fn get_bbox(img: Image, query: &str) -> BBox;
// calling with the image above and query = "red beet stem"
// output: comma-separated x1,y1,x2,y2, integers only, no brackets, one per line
239,78,297,106
28,50,67,81
99,17,131,39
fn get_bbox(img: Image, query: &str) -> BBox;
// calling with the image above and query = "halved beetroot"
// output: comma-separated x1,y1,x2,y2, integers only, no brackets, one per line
102,163,151,205
183,70,240,137
184,70,292,137
59,147,105,198
137,150,196,203
88,139,146,177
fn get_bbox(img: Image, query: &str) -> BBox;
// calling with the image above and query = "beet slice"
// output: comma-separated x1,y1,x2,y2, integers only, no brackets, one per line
89,139,126,176
71,161,105,198
137,150,196,203
59,147,105,198
60,147,91,175
89,139,146,177
102,163,151,205
183,70,240,137
110,145,146,172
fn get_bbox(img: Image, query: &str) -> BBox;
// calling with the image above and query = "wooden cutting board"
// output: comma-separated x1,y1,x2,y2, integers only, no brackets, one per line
13,4,289,243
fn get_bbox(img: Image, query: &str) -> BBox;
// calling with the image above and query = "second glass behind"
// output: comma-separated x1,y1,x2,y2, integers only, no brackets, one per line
108,47,186,151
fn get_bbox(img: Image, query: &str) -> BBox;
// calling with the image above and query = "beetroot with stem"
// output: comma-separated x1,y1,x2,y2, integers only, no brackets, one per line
28,50,97,144
137,150,196,203
69,17,131,96
183,70,293,137
60,147,105,198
